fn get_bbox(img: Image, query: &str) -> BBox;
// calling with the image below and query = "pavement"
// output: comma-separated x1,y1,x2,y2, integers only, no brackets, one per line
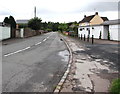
2,32,69,92
60,35,119,93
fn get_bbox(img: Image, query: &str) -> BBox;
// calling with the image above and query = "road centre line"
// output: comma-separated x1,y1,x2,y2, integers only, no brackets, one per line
4,46,31,57
4,35,51,57
43,38,47,42
46,36,49,39
35,42,41,45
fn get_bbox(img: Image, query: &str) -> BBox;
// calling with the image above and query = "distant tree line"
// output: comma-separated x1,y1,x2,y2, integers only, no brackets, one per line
27,17,79,33
3,16,79,34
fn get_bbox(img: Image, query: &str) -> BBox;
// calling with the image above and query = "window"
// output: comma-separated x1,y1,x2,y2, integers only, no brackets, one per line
80,28,82,31
87,28,90,31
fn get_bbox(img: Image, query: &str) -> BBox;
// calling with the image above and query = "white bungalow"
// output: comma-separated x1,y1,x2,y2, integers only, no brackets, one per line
78,13,120,41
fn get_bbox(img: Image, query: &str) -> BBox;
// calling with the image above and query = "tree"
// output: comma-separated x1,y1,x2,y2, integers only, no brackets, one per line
58,23,68,32
18,24,28,28
3,16,16,28
3,17,9,24
9,16,16,28
3,16,16,38
28,17,42,30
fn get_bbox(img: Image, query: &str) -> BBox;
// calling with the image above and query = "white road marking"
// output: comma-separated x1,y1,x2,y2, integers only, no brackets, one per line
4,35,51,57
43,39,47,42
35,42,42,46
4,46,31,57
46,37,49,39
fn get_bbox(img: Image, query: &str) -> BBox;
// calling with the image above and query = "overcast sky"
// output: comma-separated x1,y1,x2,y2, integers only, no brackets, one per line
0,0,119,22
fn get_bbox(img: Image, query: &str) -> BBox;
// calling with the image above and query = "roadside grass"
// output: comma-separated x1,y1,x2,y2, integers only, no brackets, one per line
110,78,120,94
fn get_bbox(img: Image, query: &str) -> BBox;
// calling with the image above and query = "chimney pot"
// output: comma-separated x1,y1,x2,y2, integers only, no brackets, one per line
95,12,98,15
84,15,86,18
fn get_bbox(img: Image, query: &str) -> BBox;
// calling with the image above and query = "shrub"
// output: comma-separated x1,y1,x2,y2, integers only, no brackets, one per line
28,17,42,30
110,78,120,94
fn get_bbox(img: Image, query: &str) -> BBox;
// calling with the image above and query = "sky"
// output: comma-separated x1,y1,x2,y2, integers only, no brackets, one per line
0,0,119,23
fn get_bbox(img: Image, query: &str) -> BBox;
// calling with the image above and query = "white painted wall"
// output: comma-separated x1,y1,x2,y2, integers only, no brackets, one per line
78,24,120,41
78,26,89,38
91,26,104,39
109,24,120,41
20,28,24,38
16,28,24,38
78,26,105,39
103,26,109,39
0,26,10,40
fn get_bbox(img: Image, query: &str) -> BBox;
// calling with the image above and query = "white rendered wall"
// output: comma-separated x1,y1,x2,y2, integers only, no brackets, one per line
78,26,104,39
0,26,10,40
109,24,120,41
91,26,104,39
78,25,120,41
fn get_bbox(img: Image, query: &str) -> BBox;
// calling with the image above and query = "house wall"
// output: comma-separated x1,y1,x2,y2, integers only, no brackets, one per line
0,26,10,40
103,26,109,39
90,15,104,25
78,24,120,41
78,25,104,39
16,28,24,38
91,26,104,39
109,24,120,41
78,26,89,38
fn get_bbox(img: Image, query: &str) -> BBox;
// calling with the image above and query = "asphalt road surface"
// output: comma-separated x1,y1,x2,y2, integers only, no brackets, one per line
2,32,69,92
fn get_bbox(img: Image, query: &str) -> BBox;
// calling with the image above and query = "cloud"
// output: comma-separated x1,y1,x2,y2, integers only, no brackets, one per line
37,8,55,15
0,11,10,15
0,0,119,22
80,2,118,12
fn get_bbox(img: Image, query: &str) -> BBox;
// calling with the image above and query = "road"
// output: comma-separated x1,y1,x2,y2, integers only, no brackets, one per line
2,32,69,92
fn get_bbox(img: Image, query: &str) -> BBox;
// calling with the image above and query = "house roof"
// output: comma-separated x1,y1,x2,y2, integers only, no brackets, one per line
101,17,109,21
79,13,109,23
16,20,29,24
79,15,95,23
102,19,120,25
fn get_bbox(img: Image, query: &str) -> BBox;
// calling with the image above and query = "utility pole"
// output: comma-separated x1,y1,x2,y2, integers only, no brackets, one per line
34,6,36,18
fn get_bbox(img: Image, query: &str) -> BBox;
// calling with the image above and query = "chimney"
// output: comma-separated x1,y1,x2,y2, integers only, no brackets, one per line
95,12,98,15
84,15,86,18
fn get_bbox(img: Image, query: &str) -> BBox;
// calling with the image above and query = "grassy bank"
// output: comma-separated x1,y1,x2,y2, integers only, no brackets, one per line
110,78,120,94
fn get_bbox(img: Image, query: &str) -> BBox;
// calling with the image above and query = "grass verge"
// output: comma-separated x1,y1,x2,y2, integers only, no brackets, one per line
110,78,120,94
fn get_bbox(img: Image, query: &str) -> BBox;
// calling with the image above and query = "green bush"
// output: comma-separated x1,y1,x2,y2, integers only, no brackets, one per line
110,78,120,94
28,17,42,30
